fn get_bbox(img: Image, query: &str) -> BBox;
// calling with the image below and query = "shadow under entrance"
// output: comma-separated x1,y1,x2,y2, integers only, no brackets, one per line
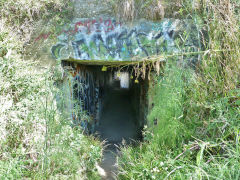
61,61,150,179
96,79,142,143
62,61,149,144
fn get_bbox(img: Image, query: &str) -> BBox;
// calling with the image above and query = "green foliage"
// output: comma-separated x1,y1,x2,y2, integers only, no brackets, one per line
0,0,73,48
0,12,102,179
0,0,73,25
147,63,192,148
118,0,240,179
1,0,240,179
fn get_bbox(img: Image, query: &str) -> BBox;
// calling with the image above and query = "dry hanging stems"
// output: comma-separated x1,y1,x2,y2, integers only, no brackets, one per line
103,49,230,81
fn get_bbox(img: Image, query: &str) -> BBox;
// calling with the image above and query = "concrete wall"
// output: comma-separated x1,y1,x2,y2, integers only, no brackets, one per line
30,0,199,66
30,1,200,133
33,18,198,63
72,0,112,18
51,18,182,61
29,0,200,67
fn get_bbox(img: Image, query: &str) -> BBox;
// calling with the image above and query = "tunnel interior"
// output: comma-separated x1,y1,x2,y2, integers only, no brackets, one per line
62,61,149,144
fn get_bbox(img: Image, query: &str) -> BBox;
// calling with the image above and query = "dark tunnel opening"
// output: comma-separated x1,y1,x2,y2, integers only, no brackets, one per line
62,61,149,144
95,71,143,144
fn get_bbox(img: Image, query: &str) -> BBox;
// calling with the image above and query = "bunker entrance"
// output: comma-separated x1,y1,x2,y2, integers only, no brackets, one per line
62,61,149,143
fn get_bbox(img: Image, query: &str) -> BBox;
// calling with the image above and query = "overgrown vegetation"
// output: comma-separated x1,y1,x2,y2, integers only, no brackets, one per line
0,0,74,40
0,0,102,179
108,0,183,21
118,0,240,179
1,0,240,179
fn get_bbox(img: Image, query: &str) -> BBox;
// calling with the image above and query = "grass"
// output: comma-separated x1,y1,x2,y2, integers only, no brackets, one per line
147,63,191,148
1,0,240,179
108,0,183,21
0,1,102,179
0,30,103,179
118,0,240,179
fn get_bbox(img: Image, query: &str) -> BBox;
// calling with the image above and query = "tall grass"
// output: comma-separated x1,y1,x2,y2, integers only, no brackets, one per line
108,0,183,21
0,30,103,179
118,0,240,179
147,63,192,148
0,1,102,178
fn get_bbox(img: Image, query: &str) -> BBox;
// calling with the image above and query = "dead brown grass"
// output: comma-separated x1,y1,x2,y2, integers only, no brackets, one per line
109,0,183,21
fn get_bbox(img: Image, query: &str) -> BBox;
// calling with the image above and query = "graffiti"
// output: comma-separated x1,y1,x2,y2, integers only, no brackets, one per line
34,18,122,42
74,18,122,34
51,18,179,61
65,63,102,133
35,32,51,42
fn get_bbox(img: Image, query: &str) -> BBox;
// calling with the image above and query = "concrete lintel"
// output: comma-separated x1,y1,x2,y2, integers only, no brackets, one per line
63,58,166,66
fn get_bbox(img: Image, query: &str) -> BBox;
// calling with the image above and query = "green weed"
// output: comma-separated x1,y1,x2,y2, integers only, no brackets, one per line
118,0,240,179
0,7,102,178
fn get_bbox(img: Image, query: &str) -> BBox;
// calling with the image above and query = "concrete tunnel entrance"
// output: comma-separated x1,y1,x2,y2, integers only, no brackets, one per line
62,61,149,144
96,72,143,144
